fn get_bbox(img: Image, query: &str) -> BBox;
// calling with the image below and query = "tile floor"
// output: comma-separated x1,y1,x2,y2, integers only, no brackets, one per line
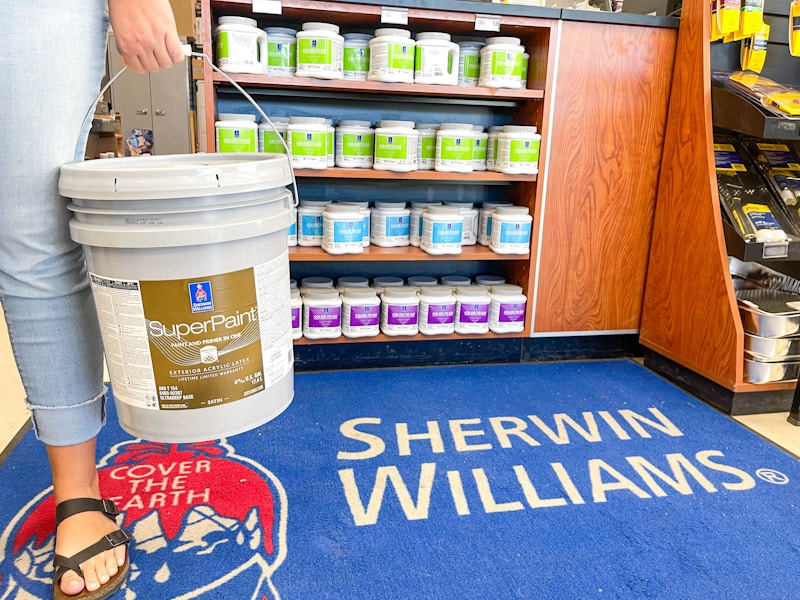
1,311,798,459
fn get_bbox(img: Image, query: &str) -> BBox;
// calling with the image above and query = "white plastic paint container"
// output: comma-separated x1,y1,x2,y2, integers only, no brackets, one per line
216,113,258,153
435,123,475,173
335,120,374,168
290,286,303,340
489,284,527,333
287,116,328,170
414,32,458,86
370,201,410,247
302,288,342,339
368,28,416,83
343,33,372,80
495,125,541,175
417,285,456,335
380,286,420,336
478,201,512,246
409,201,441,246
489,205,533,255
61,153,295,442
472,125,488,171
373,120,418,172
258,116,289,154
445,201,479,246
296,22,343,79
457,41,484,86
415,123,439,171
420,205,463,255
341,288,381,338
479,36,524,89
322,203,365,255
297,199,330,246
215,16,268,75
266,27,297,76
485,125,504,171
455,285,491,334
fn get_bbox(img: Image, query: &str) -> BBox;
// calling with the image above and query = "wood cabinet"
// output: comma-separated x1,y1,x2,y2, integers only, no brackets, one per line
640,0,800,414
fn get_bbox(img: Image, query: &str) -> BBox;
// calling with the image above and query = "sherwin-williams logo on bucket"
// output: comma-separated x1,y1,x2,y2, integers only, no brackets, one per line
190,281,214,313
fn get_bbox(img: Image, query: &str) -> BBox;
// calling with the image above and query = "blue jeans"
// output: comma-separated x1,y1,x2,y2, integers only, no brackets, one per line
0,0,110,446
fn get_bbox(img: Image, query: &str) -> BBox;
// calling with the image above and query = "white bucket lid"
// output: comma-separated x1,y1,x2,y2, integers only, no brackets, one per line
441,275,471,285
416,32,451,42
503,125,538,134
299,199,331,207
324,203,362,213
302,22,340,33
373,201,406,209
382,285,418,299
486,36,522,46
218,113,256,122
374,28,411,38
378,120,415,129
373,276,404,287
439,123,474,131
338,276,370,287
59,154,292,201
337,120,372,128
495,206,530,215
410,201,441,208
456,285,489,296
407,276,438,285
289,116,327,124
301,276,334,288
426,205,461,215
419,285,453,296
265,27,297,36
475,275,506,285
342,287,378,299
415,123,440,130
218,16,258,27
459,40,486,48
491,284,524,295
473,125,485,132
344,33,373,41
261,116,289,124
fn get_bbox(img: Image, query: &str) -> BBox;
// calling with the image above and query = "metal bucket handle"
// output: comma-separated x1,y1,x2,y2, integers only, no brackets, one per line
80,45,300,208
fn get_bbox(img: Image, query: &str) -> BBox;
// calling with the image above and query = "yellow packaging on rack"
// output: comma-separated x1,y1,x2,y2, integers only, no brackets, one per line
791,0,800,57
740,23,769,73
717,0,742,36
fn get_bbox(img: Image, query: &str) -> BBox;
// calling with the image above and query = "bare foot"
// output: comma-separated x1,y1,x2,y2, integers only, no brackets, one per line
55,506,128,595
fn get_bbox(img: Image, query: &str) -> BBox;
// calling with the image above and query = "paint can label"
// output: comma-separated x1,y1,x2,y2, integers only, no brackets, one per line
89,253,293,411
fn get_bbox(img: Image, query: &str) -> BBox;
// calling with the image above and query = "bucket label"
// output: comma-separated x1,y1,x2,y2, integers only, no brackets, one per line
375,135,409,161
387,43,415,71
298,38,333,66
497,221,532,245
426,303,455,325
420,135,436,160
341,133,375,157
458,302,489,324
290,131,326,157
217,128,257,153
344,47,370,73
498,301,526,323
509,139,540,163
89,253,293,412
461,54,480,79
268,41,296,68
439,136,474,162
430,221,463,245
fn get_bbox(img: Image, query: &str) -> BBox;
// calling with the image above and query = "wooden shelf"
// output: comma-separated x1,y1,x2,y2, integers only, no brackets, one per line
292,167,535,182
293,329,524,345
212,72,545,101
290,244,528,262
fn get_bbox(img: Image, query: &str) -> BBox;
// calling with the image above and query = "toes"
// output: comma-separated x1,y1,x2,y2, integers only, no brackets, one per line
60,572,85,595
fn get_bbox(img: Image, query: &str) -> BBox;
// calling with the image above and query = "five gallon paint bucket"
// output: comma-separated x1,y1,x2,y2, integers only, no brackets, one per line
59,153,296,443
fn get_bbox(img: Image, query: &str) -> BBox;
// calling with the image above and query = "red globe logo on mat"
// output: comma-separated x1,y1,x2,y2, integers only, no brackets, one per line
0,440,288,599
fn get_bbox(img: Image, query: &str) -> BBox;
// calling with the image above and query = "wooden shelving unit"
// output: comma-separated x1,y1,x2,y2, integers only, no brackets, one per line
200,0,556,342
640,0,800,413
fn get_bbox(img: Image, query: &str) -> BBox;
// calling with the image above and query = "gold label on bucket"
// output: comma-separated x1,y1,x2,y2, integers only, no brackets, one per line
89,253,293,412
141,269,264,410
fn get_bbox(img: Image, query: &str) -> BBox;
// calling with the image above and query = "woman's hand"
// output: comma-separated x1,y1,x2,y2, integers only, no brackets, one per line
108,0,185,73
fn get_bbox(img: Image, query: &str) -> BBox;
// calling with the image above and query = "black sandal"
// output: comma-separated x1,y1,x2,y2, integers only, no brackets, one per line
52,498,132,600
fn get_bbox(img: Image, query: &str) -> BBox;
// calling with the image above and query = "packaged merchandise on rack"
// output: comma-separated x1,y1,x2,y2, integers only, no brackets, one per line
739,138,800,209
714,136,794,244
